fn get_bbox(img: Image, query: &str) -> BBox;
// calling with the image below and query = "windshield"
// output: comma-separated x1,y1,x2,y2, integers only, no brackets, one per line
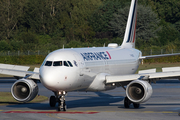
53,61,62,66
44,60,73,67
45,61,52,66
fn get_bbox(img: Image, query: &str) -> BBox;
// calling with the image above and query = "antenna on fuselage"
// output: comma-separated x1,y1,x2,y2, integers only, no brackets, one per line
63,44,64,49
103,43,105,47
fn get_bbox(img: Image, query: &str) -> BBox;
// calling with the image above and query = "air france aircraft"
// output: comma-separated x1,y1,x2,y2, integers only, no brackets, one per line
1,0,180,111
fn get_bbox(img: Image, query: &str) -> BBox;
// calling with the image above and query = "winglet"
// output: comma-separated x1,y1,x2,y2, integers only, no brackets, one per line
121,0,138,48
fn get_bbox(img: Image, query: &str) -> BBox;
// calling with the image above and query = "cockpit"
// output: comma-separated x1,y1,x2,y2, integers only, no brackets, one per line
44,61,73,67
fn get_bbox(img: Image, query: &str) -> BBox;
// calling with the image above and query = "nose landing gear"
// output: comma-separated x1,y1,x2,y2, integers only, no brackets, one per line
58,93,66,111
49,91,67,111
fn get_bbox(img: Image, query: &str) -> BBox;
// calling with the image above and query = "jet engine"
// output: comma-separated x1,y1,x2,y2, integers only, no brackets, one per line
11,79,38,102
126,80,153,103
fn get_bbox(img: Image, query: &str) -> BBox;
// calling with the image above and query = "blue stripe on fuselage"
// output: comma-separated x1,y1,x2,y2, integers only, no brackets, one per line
126,0,137,43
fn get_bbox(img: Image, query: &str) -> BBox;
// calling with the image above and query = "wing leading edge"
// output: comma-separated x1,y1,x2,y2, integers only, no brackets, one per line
0,63,39,80
139,53,180,59
106,67,180,84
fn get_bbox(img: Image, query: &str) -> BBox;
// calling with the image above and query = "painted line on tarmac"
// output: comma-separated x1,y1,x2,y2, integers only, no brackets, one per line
2,110,178,114
98,111,178,114
3,111,99,114
46,113,75,120
118,111,178,114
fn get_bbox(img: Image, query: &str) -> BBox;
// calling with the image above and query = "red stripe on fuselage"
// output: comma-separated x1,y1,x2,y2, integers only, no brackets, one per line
106,51,111,59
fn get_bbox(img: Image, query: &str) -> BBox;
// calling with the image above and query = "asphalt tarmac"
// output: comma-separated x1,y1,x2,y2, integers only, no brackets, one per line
0,79,180,120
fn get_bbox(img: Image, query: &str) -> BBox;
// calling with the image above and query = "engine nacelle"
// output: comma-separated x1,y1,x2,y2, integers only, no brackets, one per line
11,79,38,102
126,80,153,103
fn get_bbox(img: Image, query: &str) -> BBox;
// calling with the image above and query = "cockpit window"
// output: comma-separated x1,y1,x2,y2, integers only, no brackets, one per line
53,61,62,66
74,60,78,67
45,60,73,67
67,61,73,67
63,61,69,67
45,61,52,66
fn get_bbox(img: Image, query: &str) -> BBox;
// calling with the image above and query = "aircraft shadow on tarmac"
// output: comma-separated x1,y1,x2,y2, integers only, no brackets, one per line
5,92,180,110
5,92,128,110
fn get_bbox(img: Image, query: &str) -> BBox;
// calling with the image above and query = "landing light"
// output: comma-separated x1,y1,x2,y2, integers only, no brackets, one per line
63,91,66,95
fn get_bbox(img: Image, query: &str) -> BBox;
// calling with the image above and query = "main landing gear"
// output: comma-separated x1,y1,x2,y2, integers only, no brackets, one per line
124,96,140,108
49,91,67,111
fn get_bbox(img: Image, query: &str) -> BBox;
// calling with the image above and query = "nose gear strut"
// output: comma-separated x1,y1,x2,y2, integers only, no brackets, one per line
49,91,67,111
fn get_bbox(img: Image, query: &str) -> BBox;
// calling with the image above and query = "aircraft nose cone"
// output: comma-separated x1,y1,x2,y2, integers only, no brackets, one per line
39,66,72,91
40,67,59,90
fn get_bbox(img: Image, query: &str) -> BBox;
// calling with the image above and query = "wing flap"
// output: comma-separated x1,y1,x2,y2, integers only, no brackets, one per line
138,68,156,74
148,71,180,79
162,67,180,72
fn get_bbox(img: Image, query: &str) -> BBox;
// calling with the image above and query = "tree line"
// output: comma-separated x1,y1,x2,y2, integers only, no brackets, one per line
0,0,180,53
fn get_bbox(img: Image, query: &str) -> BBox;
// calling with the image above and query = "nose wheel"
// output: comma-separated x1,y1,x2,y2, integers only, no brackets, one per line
50,96,57,107
49,91,67,111
58,94,66,111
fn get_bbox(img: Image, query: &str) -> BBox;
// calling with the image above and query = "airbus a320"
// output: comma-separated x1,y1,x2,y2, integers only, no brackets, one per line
1,0,180,111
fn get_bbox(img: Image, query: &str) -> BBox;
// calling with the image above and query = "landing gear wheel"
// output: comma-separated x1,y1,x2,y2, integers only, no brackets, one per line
49,96,56,107
124,96,131,108
57,101,66,111
56,92,67,111
58,103,61,111
62,101,66,111
133,103,140,108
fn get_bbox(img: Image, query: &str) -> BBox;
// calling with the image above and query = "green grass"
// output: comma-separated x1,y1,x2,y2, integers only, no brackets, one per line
0,92,48,105
138,63,180,72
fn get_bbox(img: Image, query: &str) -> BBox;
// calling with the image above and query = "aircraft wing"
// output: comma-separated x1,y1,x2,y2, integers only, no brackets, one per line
139,53,180,59
0,63,40,80
106,67,180,84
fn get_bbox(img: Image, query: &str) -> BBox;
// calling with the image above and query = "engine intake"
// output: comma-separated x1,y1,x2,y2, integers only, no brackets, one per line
11,79,38,102
126,80,153,103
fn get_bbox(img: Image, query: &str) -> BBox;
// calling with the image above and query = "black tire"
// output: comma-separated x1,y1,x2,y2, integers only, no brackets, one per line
50,96,56,107
133,103,140,108
124,97,131,108
63,101,66,111
57,106,61,111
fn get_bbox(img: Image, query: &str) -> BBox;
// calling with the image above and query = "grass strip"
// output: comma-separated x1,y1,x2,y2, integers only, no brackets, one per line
0,92,48,105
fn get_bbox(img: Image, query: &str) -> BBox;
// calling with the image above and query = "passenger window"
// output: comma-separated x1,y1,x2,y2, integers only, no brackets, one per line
67,61,73,67
45,61,52,66
53,61,62,66
63,61,69,67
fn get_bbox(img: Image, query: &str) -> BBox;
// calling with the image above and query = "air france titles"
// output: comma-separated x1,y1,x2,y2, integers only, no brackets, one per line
81,52,110,61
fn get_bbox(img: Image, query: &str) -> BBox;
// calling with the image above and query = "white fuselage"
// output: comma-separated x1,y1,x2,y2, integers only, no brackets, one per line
39,46,142,92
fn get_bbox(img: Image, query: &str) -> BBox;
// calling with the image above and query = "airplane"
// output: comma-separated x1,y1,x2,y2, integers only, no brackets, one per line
0,0,180,111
